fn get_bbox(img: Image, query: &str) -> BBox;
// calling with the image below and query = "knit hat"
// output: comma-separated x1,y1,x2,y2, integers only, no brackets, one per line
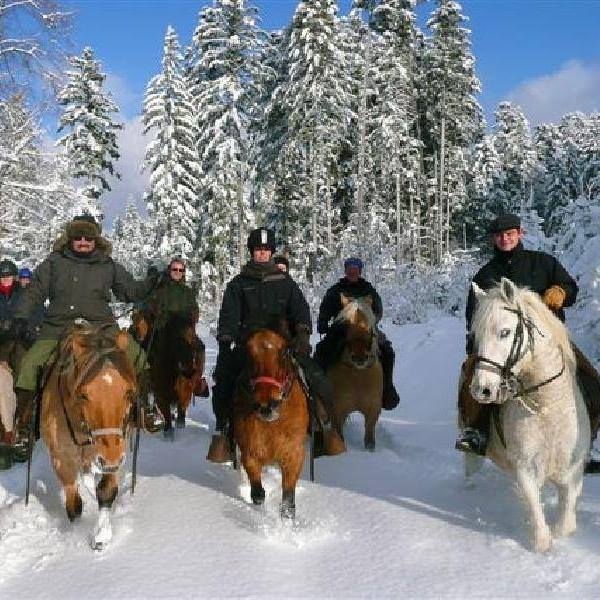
18,267,32,279
488,213,521,234
65,214,101,240
0,259,18,277
344,257,363,272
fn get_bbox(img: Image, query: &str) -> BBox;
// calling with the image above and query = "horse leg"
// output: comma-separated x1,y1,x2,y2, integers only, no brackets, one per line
51,455,83,521
363,408,380,451
280,450,304,519
516,469,551,552
92,473,118,550
242,456,265,505
553,474,583,538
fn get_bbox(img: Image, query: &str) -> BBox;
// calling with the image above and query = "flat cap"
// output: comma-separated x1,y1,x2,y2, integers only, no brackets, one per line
488,213,521,233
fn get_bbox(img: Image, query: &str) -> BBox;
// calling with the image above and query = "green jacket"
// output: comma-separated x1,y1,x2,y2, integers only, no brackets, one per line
148,279,199,329
15,235,154,339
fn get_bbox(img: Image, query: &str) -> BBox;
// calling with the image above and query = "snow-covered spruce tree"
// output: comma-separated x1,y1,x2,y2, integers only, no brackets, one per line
422,0,484,262
187,0,271,293
0,95,76,264
111,200,153,278
269,0,351,279
143,26,200,264
487,101,537,216
57,46,122,221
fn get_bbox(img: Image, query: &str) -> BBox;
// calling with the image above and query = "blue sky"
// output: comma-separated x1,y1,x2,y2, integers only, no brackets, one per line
61,0,600,221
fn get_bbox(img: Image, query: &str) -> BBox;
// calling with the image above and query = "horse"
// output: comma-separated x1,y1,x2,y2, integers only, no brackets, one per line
0,337,30,446
233,329,309,519
41,323,136,550
149,313,205,434
467,278,589,552
325,295,383,450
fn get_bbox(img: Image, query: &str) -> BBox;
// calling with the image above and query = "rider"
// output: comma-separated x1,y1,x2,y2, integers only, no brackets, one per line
17,266,45,338
10,215,159,457
206,227,344,462
315,257,400,410
457,213,600,469
0,259,21,336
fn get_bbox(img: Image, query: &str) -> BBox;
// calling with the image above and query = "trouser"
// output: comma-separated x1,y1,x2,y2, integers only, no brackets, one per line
15,335,149,392
458,347,600,443
314,326,398,409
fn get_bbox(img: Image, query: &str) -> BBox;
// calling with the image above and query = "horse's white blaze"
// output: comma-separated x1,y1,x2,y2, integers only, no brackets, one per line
102,372,113,385
469,280,589,552
92,507,113,549
0,362,17,432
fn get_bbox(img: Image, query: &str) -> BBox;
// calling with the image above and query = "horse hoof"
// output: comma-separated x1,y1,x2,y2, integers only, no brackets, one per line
175,416,186,429
163,427,175,441
251,484,265,505
281,505,296,520
365,440,375,452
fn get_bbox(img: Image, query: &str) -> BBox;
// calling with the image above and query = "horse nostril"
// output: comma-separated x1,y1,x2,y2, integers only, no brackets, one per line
97,456,105,467
482,387,491,398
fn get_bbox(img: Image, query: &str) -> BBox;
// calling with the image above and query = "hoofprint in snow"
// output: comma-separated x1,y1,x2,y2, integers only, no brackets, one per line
1,317,600,599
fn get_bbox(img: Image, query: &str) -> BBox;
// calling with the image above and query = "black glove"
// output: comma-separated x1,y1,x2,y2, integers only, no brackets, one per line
292,327,311,357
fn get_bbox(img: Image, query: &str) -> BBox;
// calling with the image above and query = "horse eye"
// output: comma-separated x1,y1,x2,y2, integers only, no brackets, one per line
500,328,511,339
77,393,88,402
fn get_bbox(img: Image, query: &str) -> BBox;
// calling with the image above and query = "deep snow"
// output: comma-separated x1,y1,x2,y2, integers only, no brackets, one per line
2,317,600,599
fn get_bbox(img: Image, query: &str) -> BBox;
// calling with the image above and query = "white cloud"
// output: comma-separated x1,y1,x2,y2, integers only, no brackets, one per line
104,71,143,120
102,116,150,226
506,60,600,126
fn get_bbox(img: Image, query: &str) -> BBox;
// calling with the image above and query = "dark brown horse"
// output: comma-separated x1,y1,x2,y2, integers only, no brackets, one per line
233,329,309,519
41,323,136,550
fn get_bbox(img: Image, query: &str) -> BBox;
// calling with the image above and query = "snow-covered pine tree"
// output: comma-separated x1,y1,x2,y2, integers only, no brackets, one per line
111,200,153,278
188,0,270,292
423,0,484,262
57,46,122,221
143,26,200,264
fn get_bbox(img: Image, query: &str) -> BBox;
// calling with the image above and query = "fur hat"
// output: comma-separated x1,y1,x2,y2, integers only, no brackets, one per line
65,215,101,240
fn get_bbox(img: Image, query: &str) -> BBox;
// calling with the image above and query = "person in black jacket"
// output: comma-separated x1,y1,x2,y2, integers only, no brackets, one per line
457,214,600,471
314,257,400,410
206,228,344,462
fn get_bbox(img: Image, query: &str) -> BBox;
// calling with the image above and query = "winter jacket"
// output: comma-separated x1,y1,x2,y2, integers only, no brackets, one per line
465,242,578,332
218,260,311,343
148,279,199,329
14,235,155,339
317,277,383,334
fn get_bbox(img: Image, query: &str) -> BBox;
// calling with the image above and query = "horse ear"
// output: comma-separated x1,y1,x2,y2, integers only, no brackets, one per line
500,277,517,302
115,330,129,352
471,282,487,301
340,294,350,307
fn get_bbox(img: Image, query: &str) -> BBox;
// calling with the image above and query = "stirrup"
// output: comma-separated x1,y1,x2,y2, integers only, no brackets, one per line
143,405,165,434
11,431,31,463
455,428,487,456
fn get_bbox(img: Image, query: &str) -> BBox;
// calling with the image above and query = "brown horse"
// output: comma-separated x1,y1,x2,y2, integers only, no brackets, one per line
233,329,309,519
41,323,136,550
326,295,383,450
131,309,206,435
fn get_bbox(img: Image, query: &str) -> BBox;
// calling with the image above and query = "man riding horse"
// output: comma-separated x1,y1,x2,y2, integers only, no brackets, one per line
457,213,600,472
207,227,342,462
9,215,159,457
314,257,400,410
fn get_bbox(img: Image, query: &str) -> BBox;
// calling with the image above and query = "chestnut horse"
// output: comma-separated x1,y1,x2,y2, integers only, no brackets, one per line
234,329,309,519
326,295,383,450
41,323,136,550
131,309,206,433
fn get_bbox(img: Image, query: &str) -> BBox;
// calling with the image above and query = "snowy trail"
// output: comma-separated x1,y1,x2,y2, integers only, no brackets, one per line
2,316,600,598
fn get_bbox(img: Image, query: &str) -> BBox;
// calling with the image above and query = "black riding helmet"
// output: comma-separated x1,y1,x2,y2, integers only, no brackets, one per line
0,259,18,277
247,228,276,253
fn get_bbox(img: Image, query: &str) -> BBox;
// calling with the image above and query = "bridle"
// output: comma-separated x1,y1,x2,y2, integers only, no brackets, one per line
474,306,565,399
244,348,295,411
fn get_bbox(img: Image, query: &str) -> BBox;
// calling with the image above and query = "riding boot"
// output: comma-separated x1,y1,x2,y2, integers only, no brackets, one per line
455,404,492,456
137,370,164,434
379,338,400,410
12,388,36,462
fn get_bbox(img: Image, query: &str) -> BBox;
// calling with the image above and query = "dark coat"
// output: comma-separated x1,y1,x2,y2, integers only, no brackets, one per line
218,260,311,342
148,279,199,329
14,235,154,339
465,242,578,331
317,277,383,334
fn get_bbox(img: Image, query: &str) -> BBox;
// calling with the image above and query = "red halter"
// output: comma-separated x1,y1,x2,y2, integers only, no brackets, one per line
251,376,286,390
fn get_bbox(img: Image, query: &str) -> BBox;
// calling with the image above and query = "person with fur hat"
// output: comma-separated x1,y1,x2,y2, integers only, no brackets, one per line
9,214,159,458
457,213,600,472
314,257,400,411
206,227,344,462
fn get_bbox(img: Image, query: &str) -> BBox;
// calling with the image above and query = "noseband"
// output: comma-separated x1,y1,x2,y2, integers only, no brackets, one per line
474,306,565,398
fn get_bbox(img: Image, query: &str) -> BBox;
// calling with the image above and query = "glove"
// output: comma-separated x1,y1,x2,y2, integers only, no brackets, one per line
292,327,311,358
218,336,234,354
542,285,566,311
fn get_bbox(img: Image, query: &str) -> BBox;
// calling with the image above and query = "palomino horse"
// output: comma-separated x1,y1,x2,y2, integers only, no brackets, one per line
234,329,309,519
468,278,589,552
41,323,136,550
326,295,383,450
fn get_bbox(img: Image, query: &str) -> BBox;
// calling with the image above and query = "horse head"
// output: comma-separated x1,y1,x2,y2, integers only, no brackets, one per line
62,325,136,473
336,294,378,369
246,329,292,422
469,278,573,405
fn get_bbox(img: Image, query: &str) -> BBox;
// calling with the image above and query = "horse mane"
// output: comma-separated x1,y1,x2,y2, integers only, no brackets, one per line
334,297,377,331
472,283,575,371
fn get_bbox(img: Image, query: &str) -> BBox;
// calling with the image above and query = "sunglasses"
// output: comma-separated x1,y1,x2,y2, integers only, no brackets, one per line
170,267,185,273
71,236,95,242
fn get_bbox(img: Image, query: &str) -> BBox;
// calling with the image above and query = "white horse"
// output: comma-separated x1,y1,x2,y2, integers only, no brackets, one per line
468,278,589,552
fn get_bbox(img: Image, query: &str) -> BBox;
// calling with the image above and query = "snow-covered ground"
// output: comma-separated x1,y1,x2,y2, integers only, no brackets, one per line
2,316,600,599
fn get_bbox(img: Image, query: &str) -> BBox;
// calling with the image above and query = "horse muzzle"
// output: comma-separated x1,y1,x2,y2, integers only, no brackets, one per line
254,399,282,422
93,453,125,474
